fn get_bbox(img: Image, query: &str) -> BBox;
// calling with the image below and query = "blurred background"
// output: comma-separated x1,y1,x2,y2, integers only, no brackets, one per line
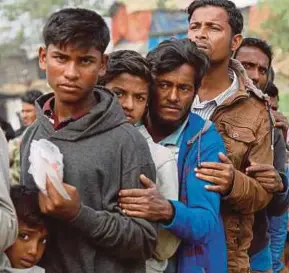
0,0,288,130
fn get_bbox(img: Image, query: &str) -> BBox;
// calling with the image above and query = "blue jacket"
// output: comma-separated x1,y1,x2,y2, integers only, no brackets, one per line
163,113,227,273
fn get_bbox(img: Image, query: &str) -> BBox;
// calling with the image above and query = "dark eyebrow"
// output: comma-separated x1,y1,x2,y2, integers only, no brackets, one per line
79,55,97,59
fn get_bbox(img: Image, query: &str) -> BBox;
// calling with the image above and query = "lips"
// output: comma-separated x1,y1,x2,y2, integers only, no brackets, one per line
162,106,181,111
20,257,36,268
58,83,80,91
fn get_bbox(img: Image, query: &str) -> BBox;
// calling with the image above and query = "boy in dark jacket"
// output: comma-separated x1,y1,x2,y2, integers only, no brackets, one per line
20,8,157,273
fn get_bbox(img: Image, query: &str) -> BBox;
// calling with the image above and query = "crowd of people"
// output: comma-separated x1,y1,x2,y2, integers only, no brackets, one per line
0,0,289,272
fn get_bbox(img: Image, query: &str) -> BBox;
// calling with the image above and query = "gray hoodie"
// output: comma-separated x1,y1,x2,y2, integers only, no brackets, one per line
20,88,157,273
0,128,18,253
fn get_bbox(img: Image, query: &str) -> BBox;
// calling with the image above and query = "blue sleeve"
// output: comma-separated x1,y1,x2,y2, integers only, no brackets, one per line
163,132,225,245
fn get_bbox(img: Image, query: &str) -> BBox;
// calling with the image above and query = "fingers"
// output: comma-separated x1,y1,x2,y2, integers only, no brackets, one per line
38,191,54,214
120,203,146,212
199,162,226,170
119,196,145,204
204,185,223,193
195,173,224,185
246,164,273,173
195,168,224,178
218,153,232,164
122,210,149,219
140,175,155,189
46,177,62,201
119,188,147,197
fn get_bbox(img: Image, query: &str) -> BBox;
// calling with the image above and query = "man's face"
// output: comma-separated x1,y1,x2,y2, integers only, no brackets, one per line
105,73,149,124
235,46,269,91
39,44,106,104
5,222,48,269
188,6,242,64
21,103,37,126
150,63,196,127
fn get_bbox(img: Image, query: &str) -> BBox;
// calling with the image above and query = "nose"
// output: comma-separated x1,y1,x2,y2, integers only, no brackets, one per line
249,68,260,86
64,62,80,81
167,86,179,103
189,26,207,41
122,96,134,111
27,241,38,257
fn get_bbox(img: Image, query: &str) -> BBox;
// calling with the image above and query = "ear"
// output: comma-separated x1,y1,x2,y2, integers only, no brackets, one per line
39,46,47,71
231,34,243,52
98,54,108,77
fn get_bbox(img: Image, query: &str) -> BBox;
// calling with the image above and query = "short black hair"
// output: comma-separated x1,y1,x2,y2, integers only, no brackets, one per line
264,81,279,99
21,89,43,105
235,37,273,67
146,38,209,90
10,185,47,228
187,0,243,35
98,50,153,88
43,8,110,53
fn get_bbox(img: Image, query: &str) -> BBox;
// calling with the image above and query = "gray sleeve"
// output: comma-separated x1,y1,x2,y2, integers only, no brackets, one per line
69,130,158,260
0,129,18,252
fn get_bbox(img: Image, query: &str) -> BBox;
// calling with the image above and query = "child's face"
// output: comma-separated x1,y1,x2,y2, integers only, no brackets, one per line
5,221,48,269
105,73,149,124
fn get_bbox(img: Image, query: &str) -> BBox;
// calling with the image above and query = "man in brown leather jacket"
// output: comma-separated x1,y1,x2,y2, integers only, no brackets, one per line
188,1,273,272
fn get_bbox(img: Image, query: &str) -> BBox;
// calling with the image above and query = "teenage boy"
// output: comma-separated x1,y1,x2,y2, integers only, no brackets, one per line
99,49,180,273
20,8,157,273
119,39,228,273
4,185,48,273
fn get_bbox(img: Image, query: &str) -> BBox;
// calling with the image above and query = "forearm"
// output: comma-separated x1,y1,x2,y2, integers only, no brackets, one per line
69,204,158,260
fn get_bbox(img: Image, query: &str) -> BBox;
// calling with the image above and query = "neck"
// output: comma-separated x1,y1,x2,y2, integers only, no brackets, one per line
198,59,232,102
54,92,97,123
145,114,180,143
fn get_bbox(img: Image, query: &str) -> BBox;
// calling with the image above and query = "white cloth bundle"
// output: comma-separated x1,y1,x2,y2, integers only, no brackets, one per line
28,139,70,200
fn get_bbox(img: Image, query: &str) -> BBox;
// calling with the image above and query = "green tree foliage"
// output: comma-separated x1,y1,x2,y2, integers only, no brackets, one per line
260,0,289,52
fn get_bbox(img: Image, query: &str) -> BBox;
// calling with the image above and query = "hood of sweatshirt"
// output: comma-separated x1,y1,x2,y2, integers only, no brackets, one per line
35,86,128,141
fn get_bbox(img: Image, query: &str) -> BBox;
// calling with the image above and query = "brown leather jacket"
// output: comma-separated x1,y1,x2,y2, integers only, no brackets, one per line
210,60,274,273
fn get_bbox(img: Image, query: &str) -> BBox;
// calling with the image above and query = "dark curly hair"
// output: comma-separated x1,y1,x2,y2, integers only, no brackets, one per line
146,38,209,91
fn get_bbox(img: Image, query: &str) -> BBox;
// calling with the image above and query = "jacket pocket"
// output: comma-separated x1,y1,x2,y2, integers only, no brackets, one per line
220,121,256,169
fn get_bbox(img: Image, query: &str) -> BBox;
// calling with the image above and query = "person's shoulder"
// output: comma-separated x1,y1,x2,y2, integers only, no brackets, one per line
118,123,148,145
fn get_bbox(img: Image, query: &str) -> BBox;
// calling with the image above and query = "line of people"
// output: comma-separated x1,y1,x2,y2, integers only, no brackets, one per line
0,0,289,273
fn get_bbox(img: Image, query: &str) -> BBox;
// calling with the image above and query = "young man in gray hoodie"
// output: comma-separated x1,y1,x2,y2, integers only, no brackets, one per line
20,8,157,273
0,128,18,268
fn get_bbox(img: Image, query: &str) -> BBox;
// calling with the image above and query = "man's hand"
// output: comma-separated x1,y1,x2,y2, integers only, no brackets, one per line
245,163,283,193
195,153,235,195
118,175,174,222
38,177,81,221
273,111,289,140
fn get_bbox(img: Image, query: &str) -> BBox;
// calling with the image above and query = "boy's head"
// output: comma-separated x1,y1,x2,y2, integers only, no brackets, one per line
146,38,209,129
99,50,153,124
39,8,110,105
187,0,243,64
5,185,48,269
234,37,272,91
21,89,43,126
